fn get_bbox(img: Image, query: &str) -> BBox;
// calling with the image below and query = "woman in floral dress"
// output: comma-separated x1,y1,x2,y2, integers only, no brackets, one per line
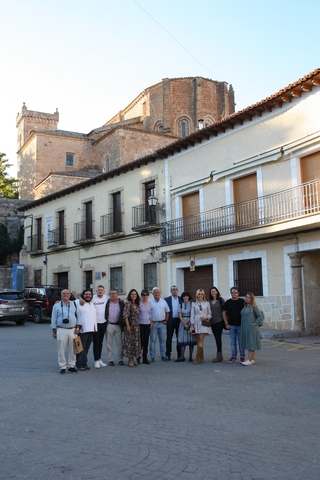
176,291,196,362
123,289,141,367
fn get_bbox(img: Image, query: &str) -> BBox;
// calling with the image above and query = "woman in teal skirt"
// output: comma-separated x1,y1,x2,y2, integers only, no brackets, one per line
240,292,263,366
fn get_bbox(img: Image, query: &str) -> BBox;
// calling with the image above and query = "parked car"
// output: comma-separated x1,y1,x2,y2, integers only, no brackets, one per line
22,286,75,323
0,289,29,326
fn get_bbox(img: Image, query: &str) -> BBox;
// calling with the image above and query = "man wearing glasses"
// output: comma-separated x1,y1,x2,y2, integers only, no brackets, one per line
222,287,245,363
165,285,182,361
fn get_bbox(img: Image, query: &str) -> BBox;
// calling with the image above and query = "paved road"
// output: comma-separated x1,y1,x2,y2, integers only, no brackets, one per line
1,321,319,480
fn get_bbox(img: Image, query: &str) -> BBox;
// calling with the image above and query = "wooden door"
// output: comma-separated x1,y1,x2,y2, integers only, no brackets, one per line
183,264,213,299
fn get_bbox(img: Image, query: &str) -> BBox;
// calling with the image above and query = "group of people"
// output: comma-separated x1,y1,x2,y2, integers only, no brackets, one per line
50,284,263,374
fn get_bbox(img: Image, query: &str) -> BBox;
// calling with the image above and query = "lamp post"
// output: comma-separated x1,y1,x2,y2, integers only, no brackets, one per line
147,195,158,224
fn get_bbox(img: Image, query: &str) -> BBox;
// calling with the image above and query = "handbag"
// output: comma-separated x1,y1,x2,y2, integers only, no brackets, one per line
73,335,83,354
201,319,211,328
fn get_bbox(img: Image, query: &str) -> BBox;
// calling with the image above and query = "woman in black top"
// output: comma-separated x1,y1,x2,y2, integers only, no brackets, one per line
209,286,225,363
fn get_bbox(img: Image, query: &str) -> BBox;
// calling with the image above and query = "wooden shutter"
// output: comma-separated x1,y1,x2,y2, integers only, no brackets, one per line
233,174,258,227
182,192,200,239
301,152,320,182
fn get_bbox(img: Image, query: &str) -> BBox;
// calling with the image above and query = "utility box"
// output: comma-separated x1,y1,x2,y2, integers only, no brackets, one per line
12,264,25,291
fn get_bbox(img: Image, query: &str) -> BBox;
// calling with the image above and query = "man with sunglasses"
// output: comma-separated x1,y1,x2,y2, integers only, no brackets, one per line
222,287,245,363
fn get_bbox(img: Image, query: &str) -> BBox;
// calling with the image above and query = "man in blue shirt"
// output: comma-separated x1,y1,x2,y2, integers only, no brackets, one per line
51,289,80,374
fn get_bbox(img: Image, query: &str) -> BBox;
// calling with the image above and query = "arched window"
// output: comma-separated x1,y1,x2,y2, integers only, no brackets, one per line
176,116,191,138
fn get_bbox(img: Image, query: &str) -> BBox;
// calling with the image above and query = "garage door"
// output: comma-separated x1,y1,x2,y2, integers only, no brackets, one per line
183,264,213,299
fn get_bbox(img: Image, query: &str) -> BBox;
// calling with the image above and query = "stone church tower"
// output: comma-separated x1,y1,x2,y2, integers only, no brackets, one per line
17,77,235,200
16,103,59,151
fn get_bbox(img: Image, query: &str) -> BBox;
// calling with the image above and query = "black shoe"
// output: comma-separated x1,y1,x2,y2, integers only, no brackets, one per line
108,361,115,366
189,358,193,362
68,367,78,373
118,360,124,366
136,358,141,364
60,369,66,374
161,356,169,362
84,365,90,370
78,366,85,371
143,359,151,364
174,358,185,362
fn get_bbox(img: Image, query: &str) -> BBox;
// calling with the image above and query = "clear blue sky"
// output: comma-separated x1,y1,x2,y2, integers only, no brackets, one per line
1,0,319,176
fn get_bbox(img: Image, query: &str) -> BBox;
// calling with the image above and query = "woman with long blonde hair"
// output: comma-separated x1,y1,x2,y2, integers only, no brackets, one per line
240,292,263,365
189,288,212,364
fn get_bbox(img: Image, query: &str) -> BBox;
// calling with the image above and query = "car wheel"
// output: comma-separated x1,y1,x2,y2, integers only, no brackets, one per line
33,307,43,323
15,319,26,326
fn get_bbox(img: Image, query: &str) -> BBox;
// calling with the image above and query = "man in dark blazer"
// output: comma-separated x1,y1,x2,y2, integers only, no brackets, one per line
165,285,183,361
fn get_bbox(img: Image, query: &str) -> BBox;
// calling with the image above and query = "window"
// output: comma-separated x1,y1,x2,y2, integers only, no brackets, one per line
144,263,157,291
145,181,157,223
181,122,187,138
233,173,258,227
58,210,65,245
110,267,123,292
112,192,122,233
66,153,75,166
85,201,93,239
233,258,262,296
34,270,42,286
35,218,42,250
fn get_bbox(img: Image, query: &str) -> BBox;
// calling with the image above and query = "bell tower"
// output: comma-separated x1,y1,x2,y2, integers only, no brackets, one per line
16,103,59,151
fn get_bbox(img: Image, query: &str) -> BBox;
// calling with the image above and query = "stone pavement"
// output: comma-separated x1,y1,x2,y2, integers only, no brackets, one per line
1,321,319,480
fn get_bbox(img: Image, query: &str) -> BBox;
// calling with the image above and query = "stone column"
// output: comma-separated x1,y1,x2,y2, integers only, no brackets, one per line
288,252,306,334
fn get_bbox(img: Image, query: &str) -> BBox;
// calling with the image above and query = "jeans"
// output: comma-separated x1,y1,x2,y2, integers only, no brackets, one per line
76,331,93,367
149,322,166,358
229,325,244,359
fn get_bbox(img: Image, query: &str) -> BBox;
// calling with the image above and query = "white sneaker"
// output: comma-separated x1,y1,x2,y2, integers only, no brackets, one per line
99,359,107,367
251,360,255,364
94,360,100,369
242,359,253,366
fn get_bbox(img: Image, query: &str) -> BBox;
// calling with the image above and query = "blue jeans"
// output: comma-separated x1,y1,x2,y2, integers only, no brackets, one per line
229,325,244,359
149,322,166,358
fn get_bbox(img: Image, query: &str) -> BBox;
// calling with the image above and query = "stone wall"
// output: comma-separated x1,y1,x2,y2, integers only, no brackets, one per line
303,251,320,334
258,296,293,330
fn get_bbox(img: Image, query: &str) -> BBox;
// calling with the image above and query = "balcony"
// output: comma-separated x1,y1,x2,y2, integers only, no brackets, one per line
100,213,125,238
161,179,320,245
47,228,67,248
74,221,95,244
132,203,161,232
26,234,43,253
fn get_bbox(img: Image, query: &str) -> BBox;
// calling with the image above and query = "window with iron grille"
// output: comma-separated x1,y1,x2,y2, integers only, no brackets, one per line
110,267,123,292
233,258,263,296
144,263,157,291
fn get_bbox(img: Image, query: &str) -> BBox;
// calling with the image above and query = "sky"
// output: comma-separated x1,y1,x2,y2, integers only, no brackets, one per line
1,0,319,177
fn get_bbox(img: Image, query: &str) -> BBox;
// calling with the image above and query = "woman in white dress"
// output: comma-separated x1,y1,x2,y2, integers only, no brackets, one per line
190,288,212,364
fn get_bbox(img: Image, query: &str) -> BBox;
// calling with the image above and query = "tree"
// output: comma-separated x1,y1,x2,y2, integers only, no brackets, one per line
0,223,13,265
0,153,19,198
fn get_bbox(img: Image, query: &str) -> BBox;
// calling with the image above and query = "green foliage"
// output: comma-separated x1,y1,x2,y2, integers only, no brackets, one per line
11,225,24,253
0,153,19,199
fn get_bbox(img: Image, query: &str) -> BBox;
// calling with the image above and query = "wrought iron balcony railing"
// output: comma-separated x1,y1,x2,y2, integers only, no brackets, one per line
100,213,124,237
47,228,67,247
27,234,43,253
161,179,320,245
132,203,161,232
74,221,95,244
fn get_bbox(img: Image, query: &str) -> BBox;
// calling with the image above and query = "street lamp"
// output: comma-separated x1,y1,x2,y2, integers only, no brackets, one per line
147,195,158,224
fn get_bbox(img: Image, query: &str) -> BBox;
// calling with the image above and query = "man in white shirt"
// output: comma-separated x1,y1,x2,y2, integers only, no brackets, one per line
92,285,109,369
75,290,97,371
149,287,170,362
